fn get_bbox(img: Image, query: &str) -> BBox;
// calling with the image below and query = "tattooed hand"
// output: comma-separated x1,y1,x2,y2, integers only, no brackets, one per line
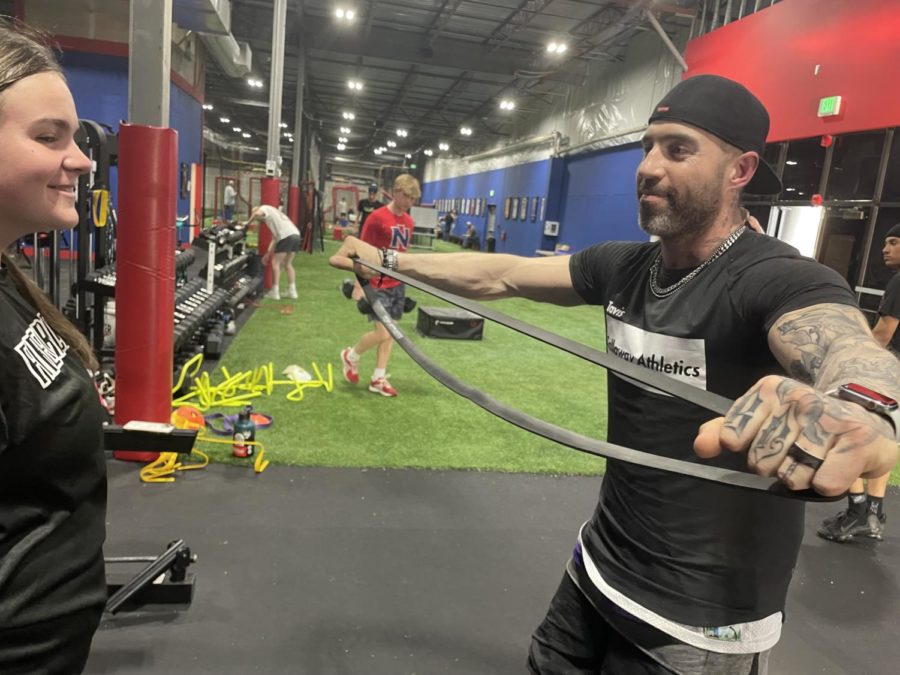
694,375,898,496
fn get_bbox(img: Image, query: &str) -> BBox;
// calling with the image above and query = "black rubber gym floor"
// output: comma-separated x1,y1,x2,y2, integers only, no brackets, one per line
85,461,898,674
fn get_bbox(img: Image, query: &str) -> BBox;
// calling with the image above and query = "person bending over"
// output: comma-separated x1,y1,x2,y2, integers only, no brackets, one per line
244,204,301,300
330,75,900,673
0,18,109,673
340,174,420,398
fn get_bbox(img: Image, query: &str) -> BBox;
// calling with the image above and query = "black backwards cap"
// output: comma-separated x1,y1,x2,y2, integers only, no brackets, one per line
887,223,900,239
648,74,782,195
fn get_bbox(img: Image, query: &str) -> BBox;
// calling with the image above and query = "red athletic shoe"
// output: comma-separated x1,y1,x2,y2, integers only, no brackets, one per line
341,348,359,384
368,377,397,397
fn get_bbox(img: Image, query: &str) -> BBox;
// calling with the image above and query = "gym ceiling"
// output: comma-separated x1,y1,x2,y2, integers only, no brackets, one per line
204,0,702,166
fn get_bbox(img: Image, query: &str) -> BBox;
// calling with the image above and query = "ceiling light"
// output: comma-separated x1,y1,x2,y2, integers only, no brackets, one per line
405,154,412,159
374,148,383,155
280,122,288,129
337,143,346,150
396,128,408,137
246,78,263,88
347,80,363,91
386,140,397,148
424,149,433,156
786,160,798,165
219,116,231,124
233,126,242,132
499,99,515,110
346,9,355,20
438,142,450,151
340,126,351,134
547,42,568,54
242,132,251,138
460,126,472,136
282,132,292,138
342,111,355,120
335,8,344,18
338,136,348,143
202,103,213,111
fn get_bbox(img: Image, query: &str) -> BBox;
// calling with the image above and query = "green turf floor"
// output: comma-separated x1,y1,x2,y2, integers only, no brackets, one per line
190,238,900,486
192,239,608,475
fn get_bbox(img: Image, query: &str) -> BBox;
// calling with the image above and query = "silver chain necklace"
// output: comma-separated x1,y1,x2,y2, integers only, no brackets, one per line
648,226,746,299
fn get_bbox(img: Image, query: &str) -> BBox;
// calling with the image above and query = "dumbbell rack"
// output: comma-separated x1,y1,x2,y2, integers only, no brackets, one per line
79,248,199,356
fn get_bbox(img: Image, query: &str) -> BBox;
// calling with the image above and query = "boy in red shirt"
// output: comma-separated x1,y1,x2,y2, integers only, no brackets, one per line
340,174,420,396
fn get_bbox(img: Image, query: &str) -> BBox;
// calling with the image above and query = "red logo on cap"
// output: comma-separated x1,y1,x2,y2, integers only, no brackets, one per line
656,105,670,112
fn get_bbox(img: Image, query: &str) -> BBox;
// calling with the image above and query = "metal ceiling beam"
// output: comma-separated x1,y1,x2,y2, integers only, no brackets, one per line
426,0,466,48
296,14,569,80
483,0,555,54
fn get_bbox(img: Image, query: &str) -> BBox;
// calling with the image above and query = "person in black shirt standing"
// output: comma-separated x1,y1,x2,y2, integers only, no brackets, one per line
356,184,382,237
331,75,900,673
0,18,108,674
818,222,900,543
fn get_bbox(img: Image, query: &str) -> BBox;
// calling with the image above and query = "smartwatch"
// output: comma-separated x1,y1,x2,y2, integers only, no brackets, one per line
829,383,900,441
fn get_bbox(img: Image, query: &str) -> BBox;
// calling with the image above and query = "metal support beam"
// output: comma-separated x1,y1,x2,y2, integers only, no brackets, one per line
427,0,465,47
266,0,288,177
484,0,555,54
128,0,172,126
646,10,688,72
291,50,306,185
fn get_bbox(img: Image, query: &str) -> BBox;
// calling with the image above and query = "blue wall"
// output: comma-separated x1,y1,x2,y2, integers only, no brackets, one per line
557,144,645,251
423,144,646,257
62,50,203,235
422,159,553,257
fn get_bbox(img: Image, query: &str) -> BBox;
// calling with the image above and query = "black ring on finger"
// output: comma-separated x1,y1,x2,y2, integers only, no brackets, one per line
787,443,824,471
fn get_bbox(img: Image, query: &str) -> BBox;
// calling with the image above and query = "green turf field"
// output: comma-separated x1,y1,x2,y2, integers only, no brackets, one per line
187,238,900,486
190,239,607,475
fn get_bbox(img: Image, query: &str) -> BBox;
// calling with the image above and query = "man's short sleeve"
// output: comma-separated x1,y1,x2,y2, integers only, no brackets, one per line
878,274,900,319
730,256,857,331
570,242,646,306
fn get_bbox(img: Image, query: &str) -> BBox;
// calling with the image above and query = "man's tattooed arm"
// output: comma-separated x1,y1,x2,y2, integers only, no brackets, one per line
768,303,900,400
705,303,900,488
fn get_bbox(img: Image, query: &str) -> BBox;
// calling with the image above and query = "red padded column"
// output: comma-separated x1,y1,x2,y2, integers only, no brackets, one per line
287,184,300,226
260,178,280,289
114,123,177,461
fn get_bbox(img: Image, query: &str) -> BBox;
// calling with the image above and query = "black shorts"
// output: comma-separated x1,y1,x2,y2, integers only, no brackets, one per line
366,284,406,322
275,234,301,253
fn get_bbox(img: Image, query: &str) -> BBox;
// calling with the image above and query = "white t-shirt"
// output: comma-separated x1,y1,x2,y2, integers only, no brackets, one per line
257,205,300,242
224,184,236,206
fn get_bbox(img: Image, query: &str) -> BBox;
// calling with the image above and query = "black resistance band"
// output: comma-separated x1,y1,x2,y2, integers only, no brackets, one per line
356,261,840,503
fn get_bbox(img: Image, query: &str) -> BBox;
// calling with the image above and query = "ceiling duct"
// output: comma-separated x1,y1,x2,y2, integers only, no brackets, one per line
200,32,253,78
174,0,253,78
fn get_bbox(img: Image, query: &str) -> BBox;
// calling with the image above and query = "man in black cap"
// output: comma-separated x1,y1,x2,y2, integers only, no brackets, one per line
330,75,900,673
356,184,382,237
818,222,900,544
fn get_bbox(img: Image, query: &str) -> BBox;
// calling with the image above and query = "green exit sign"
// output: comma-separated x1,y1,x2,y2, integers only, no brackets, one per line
817,95,842,117
410,163,417,169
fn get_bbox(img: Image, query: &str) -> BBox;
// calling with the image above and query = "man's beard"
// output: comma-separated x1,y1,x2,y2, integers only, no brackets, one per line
638,179,722,239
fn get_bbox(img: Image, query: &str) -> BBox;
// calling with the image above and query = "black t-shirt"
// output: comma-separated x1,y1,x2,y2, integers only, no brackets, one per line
357,198,382,231
568,230,856,626
878,273,900,353
0,271,107,628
